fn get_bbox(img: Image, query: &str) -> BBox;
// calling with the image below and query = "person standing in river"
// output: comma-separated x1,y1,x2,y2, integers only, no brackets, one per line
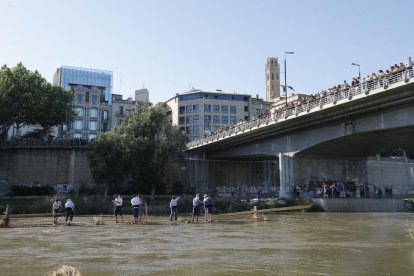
52,198,62,225
169,195,180,222
191,194,203,223
203,194,213,222
113,194,124,223
64,198,74,226
131,194,141,224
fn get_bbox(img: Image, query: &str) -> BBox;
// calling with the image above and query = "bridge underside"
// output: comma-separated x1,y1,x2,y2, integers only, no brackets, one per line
296,126,414,158
205,126,414,161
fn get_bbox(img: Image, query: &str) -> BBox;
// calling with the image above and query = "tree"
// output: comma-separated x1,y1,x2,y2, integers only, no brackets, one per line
0,63,75,139
87,106,186,195
87,132,126,198
0,77,15,142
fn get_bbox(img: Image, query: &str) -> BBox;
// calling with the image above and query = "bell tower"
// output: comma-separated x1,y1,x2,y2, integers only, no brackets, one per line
265,57,280,101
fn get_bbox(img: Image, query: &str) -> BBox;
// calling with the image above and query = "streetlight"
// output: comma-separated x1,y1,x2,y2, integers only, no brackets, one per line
284,51,295,106
351,63,361,82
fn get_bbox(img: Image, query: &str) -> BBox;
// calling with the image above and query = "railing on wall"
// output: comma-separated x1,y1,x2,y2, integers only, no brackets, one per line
187,68,414,149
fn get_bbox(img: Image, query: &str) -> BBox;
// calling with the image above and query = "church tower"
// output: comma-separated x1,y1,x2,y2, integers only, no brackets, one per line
265,57,280,101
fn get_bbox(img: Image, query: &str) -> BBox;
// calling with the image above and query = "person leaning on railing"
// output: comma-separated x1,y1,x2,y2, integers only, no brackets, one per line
405,57,413,77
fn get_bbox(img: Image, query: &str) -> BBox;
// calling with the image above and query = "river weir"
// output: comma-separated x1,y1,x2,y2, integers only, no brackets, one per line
0,212,413,275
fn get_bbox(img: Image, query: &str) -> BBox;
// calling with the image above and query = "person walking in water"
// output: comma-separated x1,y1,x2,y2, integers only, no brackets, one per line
131,194,141,224
113,194,124,223
203,194,213,222
52,198,62,225
169,195,180,222
65,198,74,226
191,194,203,223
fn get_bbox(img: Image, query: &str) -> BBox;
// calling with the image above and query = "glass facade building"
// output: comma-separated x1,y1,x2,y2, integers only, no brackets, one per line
53,66,113,140
54,66,113,104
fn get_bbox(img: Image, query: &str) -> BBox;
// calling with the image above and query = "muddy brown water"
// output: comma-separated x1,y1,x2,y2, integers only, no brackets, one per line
0,212,414,275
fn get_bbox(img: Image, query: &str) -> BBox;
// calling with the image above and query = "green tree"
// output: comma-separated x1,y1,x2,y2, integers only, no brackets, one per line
87,106,186,196
0,77,16,142
0,63,75,139
87,132,126,198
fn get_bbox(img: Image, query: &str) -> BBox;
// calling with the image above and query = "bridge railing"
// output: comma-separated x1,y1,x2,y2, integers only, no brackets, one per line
187,68,414,149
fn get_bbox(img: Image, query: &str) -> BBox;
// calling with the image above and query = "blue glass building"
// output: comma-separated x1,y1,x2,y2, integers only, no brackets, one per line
53,66,113,104
53,66,113,140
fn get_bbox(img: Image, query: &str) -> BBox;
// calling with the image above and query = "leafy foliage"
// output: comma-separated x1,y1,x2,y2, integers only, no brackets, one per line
87,106,186,196
0,63,74,140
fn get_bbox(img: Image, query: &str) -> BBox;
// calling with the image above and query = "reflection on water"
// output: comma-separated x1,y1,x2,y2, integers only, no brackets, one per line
0,213,414,275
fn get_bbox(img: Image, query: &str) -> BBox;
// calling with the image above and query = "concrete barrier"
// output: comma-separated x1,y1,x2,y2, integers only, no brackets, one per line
312,198,409,212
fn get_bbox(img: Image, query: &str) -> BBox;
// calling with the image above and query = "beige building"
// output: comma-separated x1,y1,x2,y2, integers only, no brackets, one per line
111,94,135,128
160,89,271,142
265,57,281,102
110,89,152,129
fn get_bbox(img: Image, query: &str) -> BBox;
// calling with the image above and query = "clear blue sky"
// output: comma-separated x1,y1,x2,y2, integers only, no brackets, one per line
1,0,413,103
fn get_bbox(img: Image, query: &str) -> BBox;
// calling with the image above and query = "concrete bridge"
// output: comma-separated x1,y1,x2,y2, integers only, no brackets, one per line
186,69,414,197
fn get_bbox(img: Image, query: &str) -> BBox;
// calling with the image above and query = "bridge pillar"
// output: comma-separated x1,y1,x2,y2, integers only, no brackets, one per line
279,153,294,198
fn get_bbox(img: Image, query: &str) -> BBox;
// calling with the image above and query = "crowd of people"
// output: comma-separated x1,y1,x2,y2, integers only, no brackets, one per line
51,193,215,226
194,57,414,144
6,136,91,147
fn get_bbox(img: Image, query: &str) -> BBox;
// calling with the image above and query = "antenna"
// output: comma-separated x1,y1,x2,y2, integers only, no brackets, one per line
118,73,123,93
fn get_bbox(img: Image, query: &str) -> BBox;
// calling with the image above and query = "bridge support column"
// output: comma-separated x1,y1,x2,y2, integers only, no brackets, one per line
279,153,294,198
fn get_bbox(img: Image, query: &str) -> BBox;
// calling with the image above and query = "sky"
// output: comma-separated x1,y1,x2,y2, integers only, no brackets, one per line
1,0,413,104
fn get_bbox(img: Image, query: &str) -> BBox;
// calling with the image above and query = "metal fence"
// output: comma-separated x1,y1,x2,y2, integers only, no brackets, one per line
187,68,414,149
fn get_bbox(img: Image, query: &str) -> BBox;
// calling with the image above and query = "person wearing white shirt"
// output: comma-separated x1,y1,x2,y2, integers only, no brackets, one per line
131,194,141,224
191,194,203,223
64,198,74,225
52,198,62,225
169,195,180,222
405,57,413,77
113,194,123,223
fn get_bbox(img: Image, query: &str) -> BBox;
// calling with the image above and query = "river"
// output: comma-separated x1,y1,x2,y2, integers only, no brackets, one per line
0,212,413,275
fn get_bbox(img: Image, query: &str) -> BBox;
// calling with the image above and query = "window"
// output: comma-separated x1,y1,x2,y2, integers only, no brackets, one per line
90,108,98,118
103,110,108,120
193,104,199,113
179,116,185,124
230,116,237,124
89,121,97,130
271,74,274,80
76,94,83,104
186,116,192,124
267,74,269,81
204,104,211,113
76,107,83,117
193,125,199,135
213,105,219,113
74,133,82,139
193,115,199,124
179,106,185,114
119,106,124,115
204,115,211,121
74,120,83,130
85,91,90,103
221,106,228,114
213,115,219,124
186,126,192,134
222,116,228,125
186,105,193,113
204,126,211,134
230,106,237,114
89,134,97,140
91,95,98,105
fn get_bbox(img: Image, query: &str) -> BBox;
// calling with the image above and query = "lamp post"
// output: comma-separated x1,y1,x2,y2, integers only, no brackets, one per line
351,63,361,82
284,51,294,106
